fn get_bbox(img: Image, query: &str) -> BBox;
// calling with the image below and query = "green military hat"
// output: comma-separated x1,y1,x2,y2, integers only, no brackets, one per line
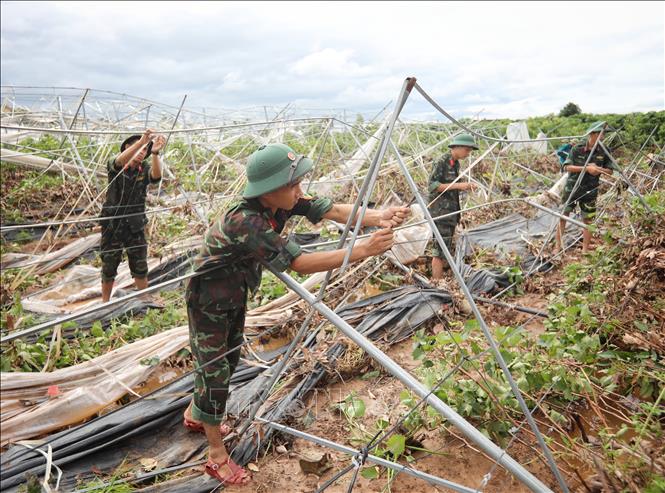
243,143,314,198
586,121,608,134
448,133,479,150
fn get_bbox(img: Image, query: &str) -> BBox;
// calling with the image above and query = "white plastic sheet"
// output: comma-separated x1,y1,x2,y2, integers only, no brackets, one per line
1,267,341,444
506,122,532,151
1,234,101,276
1,326,190,446
20,236,201,315
385,204,432,265
534,132,548,154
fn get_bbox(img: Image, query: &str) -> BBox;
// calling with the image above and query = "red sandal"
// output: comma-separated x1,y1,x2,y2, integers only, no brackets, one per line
205,457,251,485
183,417,232,438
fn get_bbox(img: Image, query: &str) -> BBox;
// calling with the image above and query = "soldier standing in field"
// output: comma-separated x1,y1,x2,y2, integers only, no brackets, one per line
182,143,409,485
555,121,614,253
99,129,165,302
428,133,478,279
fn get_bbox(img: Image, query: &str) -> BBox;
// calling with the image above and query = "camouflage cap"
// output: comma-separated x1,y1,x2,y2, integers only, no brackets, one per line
243,143,313,198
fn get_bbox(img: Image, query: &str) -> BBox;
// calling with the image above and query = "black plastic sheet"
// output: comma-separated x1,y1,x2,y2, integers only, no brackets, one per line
1,286,451,492
1,211,571,490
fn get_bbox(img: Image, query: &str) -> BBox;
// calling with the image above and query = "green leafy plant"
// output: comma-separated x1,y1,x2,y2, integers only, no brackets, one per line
336,391,366,420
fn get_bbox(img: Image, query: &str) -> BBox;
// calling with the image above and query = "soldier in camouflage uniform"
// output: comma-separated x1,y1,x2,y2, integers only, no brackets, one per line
428,133,478,279
99,130,165,302
183,143,409,485
556,121,614,253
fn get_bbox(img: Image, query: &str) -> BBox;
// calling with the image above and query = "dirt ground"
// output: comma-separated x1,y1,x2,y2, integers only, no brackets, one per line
216,331,565,493
5,201,654,492
207,257,590,493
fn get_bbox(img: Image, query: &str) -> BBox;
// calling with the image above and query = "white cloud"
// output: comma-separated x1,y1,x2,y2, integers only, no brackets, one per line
220,71,245,91
290,48,372,78
1,1,663,119
335,76,405,106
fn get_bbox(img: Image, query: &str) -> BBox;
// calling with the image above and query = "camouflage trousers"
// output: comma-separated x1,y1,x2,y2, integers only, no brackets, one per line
431,222,457,259
100,219,148,282
186,277,246,425
561,184,598,219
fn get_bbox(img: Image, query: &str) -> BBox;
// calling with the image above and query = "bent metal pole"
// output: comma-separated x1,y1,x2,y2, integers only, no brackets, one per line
236,86,415,436
339,77,416,274
268,266,553,493
388,139,569,493
598,140,652,211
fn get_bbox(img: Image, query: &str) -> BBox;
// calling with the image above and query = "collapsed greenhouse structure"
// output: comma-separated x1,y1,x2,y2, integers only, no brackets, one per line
1,78,663,493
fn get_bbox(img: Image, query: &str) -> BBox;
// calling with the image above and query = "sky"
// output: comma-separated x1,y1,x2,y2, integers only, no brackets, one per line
1,1,664,120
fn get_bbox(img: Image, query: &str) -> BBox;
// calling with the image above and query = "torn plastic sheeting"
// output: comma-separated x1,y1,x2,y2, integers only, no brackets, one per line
1,324,179,401
1,386,201,492
1,230,96,276
337,287,451,342
504,121,539,153
0,349,290,492
457,209,580,259
459,212,553,258
0,285,447,491
446,209,582,293
21,250,195,326
15,251,322,345
385,204,432,265
458,263,510,294
1,325,191,446
0,358,270,492
453,251,553,295
21,238,199,314
20,245,200,315
231,286,450,466
533,132,548,154
22,265,101,314
1,264,355,448
20,288,163,343
19,232,320,318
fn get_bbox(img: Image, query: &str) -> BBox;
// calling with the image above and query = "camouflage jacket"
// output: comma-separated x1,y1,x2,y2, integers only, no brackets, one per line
190,196,333,308
428,152,461,225
562,143,612,193
101,156,161,230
